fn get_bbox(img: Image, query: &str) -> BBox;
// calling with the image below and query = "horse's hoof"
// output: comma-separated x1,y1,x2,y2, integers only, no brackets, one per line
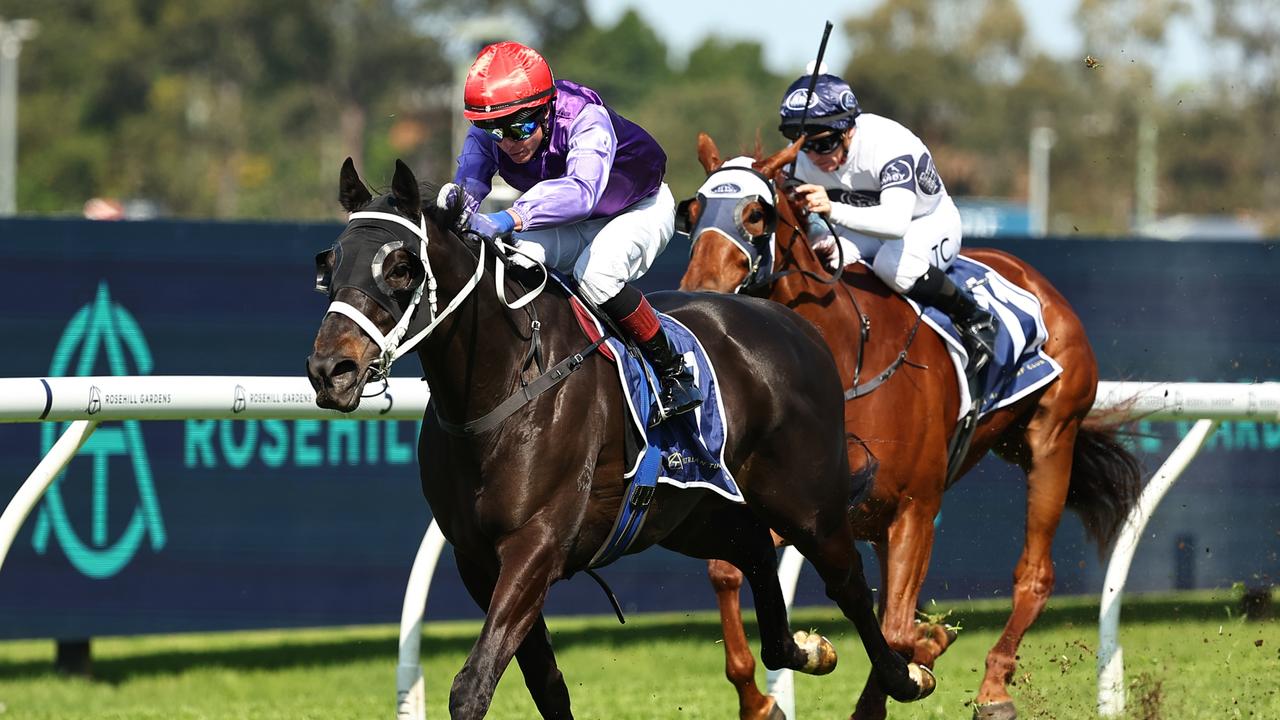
914,621,959,663
907,663,936,701
973,700,1017,720
793,629,838,675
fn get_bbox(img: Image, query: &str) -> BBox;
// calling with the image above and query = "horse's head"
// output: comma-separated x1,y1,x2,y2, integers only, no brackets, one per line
678,133,812,294
306,158,466,411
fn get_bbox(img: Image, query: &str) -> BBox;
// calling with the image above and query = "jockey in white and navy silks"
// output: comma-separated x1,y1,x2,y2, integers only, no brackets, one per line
441,41,700,420
779,72,1000,373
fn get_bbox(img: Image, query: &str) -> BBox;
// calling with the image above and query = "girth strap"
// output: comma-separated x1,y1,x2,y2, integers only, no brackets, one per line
435,337,607,436
588,445,661,568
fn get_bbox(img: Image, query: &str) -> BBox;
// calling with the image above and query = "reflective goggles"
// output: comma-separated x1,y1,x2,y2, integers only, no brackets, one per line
481,118,540,142
781,126,844,155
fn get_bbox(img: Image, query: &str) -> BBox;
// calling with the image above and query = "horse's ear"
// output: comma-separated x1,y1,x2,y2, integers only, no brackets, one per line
756,138,803,181
696,132,723,174
391,159,421,217
339,157,372,212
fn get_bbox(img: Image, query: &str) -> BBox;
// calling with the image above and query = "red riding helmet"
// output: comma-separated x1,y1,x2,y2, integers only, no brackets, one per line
463,42,556,123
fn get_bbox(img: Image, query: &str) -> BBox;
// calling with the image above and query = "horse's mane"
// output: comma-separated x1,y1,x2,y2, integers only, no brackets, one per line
420,180,465,231
413,178,551,292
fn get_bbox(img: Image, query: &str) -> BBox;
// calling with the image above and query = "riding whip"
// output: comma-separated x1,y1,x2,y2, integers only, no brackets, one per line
786,20,834,179
785,20,848,270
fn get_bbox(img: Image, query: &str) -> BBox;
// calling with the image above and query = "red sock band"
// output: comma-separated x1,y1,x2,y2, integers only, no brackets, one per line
617,296,661,342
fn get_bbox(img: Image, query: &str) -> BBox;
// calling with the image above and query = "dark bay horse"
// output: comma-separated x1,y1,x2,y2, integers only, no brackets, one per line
679,136,1142,720
305,159,936,718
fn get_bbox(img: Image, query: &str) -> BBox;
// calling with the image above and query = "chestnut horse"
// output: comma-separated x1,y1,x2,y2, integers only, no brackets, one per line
679,136,1141,720
306,159,936,718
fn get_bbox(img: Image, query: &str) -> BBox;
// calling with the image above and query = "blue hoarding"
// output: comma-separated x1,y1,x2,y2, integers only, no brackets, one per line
0,219,1277,640
955,198,1032,238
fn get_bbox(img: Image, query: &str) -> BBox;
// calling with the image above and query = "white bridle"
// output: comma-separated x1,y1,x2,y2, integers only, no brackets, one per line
323,209,546,380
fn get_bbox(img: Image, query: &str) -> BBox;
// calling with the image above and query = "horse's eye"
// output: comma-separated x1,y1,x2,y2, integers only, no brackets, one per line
389,263,409,279
747,209,764,224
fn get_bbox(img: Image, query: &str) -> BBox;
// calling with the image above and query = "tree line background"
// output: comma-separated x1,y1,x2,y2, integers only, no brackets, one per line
4,0,1277,235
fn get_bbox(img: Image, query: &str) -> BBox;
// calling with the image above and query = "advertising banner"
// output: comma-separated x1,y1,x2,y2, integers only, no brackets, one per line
0,219,1276,638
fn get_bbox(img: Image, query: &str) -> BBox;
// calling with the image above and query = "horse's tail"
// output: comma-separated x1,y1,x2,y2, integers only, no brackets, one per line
1066,413,1144,554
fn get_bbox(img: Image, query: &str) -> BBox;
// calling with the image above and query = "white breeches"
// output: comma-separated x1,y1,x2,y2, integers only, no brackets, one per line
826,195,964,293
511,184,675,305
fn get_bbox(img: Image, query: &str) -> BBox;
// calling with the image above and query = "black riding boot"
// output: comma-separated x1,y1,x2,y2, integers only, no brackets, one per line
637,329,703,421
906,267,1000,374
600,285,703,422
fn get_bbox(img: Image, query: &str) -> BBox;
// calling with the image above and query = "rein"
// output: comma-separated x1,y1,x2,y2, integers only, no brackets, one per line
325,209,550,381
771,166,932,398
325,210,487,381
737,212,844,294
431,231,608,437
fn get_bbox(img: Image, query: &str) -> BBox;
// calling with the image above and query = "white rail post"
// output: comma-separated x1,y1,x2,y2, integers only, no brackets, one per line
396,519,447,720
0,419,98,574
767,546,806,719
1097,418,1220,717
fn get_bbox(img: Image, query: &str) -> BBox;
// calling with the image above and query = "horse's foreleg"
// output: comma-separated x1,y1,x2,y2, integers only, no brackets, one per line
514,616,573,719
704,510,811,678
853,501,950,720
455,550,572,719
450,536,564,720
708,559,780,720
976,421,1075,718
797,524,934,705
882,501,950,665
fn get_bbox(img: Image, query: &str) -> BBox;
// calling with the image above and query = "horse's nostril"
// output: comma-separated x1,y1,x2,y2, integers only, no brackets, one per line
306,354,360,391
329,358,360,388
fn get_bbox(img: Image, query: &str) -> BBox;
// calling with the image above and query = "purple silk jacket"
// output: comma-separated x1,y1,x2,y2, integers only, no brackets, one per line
453,80,666,230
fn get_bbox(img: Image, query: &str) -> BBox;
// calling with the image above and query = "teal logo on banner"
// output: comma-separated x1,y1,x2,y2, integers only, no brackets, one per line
32,282,167,579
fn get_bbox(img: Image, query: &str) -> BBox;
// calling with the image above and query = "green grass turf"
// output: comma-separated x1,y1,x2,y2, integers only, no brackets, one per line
0,590,1276,719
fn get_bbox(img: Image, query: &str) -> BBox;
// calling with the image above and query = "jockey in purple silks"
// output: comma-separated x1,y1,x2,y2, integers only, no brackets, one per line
440,41,700,422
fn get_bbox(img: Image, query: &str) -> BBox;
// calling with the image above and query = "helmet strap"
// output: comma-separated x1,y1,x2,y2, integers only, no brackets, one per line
536,99,555,148
835,127,854,164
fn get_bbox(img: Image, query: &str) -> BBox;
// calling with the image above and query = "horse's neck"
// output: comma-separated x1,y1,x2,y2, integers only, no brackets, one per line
772,216,842,306
415,237,532,423
769,218,910,378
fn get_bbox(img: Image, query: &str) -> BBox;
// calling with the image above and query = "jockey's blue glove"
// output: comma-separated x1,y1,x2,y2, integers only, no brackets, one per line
467,210,516,240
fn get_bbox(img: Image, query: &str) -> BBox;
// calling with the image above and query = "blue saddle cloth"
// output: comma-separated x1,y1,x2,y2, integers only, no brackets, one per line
913,256,1063,418
585,313,740,568
607,314,742,502
547,274,739,569
546,273,740,504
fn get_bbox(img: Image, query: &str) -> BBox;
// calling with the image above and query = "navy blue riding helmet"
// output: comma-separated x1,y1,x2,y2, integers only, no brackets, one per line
778,73,862,140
